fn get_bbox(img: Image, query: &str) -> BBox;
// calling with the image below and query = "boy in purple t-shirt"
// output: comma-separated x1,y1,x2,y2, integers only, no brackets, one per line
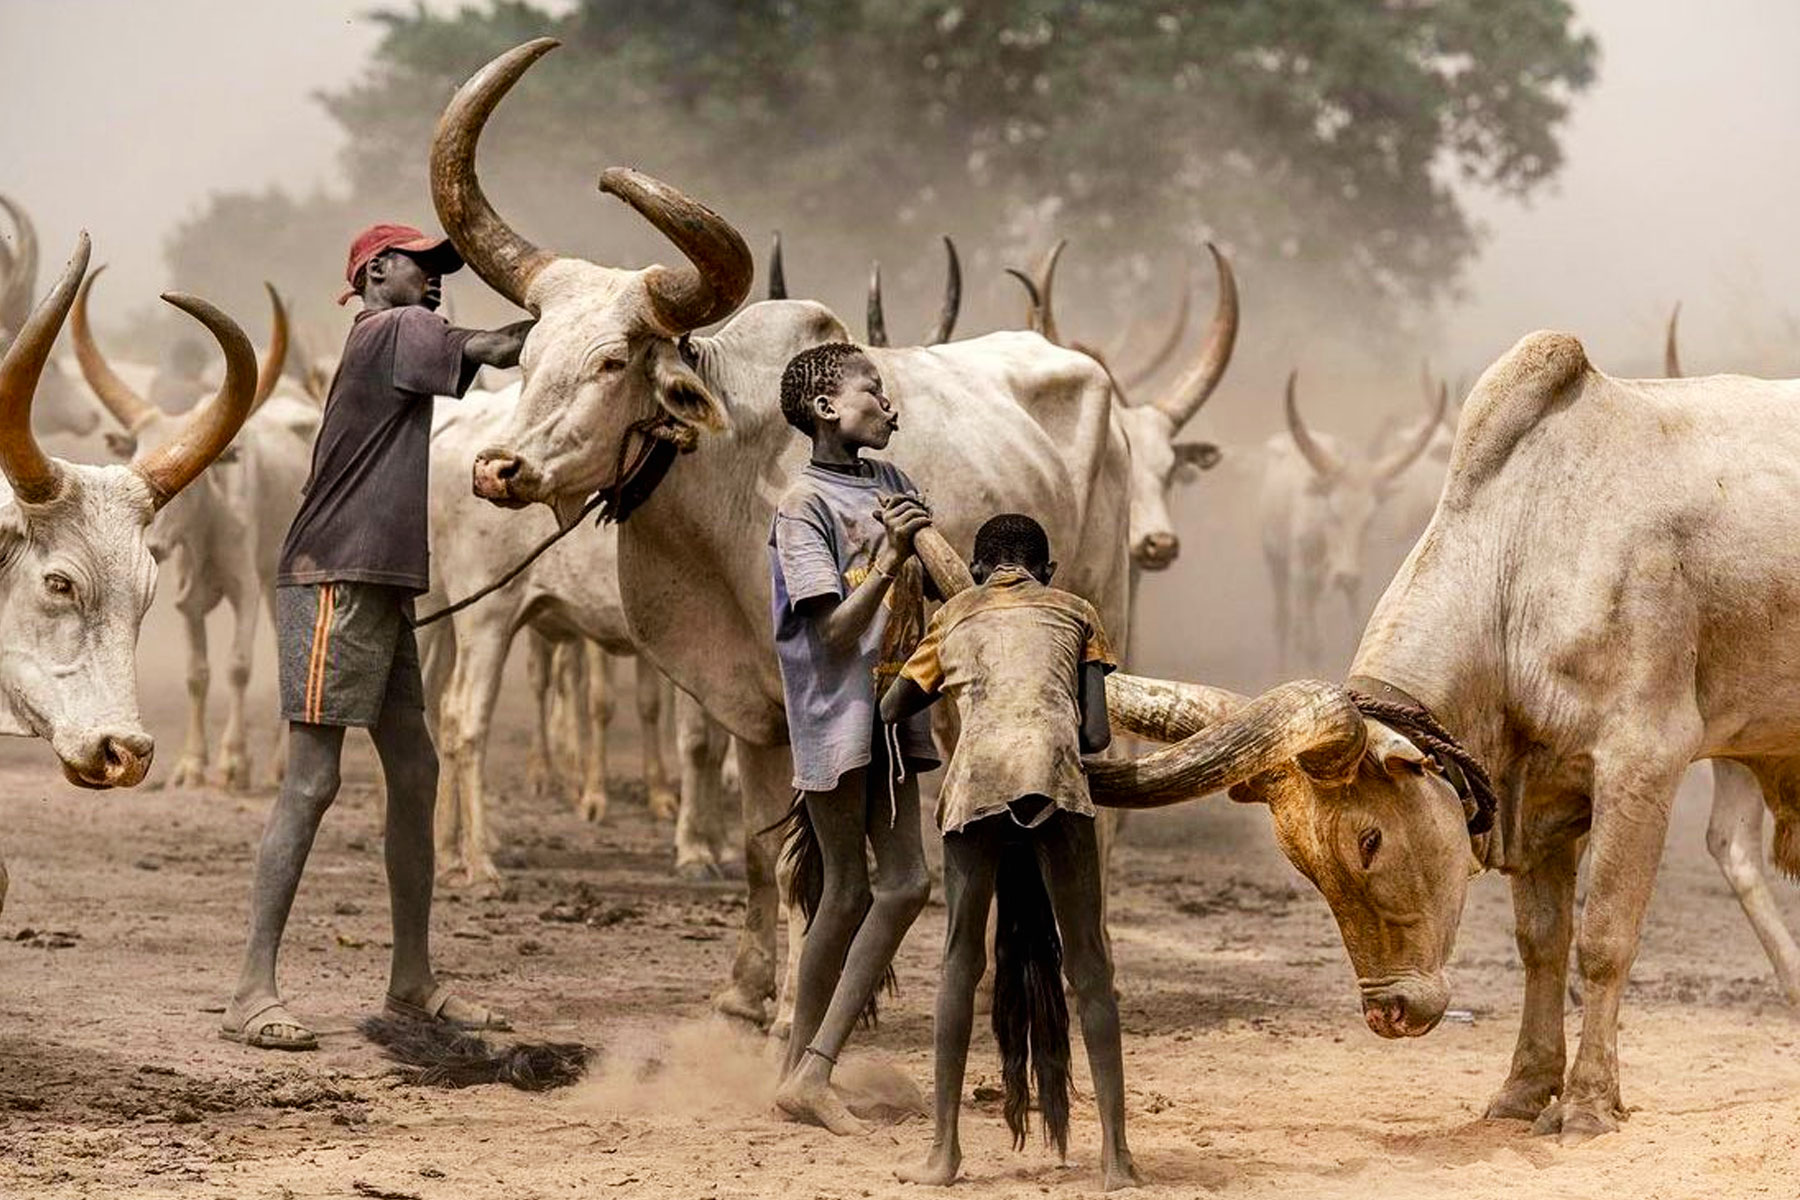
768,342,940,1135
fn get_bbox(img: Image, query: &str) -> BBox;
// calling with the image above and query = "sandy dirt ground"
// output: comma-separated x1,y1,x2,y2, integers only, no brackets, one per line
2,599,1799,1200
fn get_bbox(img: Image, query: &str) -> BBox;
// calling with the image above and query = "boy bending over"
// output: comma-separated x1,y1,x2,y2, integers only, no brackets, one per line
768,343,940,1134
882,513,1139,1190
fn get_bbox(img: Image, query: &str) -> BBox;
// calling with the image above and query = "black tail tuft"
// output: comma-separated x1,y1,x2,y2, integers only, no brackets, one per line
358,1016,593,1092
992,838,1071,1157
768,791,897,1028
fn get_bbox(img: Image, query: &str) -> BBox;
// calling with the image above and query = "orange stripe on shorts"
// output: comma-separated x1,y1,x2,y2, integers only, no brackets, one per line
305,584,335,723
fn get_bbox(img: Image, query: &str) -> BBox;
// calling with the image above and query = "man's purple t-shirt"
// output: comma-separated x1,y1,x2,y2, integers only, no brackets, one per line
277,306,478,594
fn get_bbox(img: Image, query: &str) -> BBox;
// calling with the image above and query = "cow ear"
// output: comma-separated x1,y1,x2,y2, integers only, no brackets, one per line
1364,719,1430,778
1173,441,1222,482
647,340,730,433
104,432,137,461
0,509,32,738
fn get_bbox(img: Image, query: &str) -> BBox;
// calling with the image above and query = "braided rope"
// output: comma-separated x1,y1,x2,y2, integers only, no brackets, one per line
1346,690,1496,835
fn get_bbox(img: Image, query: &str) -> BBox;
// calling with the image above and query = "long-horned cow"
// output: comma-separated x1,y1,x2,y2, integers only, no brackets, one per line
434,38,1132,1022
0,196,101,438
1089,329,1800,1143
0,234,258,809
1260,369,1445,673
72,270,319,790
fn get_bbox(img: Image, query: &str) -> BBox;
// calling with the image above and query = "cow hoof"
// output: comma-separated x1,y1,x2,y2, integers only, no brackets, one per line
647,786,679,822
221,759,252,794
1556,1104,1617,1146
713,985,769,1029
166,757,208,790
676,858,723,883
577,793,608,823
768,1016,792,1042
1484,1078,1559,1122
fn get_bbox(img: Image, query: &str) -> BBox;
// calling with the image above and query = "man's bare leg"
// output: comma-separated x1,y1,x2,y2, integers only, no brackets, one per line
224,721,346,1046
777,755,931,1134
1038,813,1139,1190
898,820,999,1186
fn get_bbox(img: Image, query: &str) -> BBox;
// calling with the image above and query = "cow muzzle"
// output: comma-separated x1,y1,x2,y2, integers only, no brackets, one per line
59,728,155,790
1359,974,1449,1038
471,447,537,509
1134,532,1181,571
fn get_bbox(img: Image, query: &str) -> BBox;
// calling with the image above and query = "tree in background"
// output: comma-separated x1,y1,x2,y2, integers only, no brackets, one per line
166,0,1596,371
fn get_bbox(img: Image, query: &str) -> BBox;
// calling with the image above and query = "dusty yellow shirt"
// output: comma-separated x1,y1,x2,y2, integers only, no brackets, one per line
899,566,1116,833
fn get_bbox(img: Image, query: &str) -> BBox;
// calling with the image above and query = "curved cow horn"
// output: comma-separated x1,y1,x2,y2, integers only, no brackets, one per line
925,234,962,345
1119,273,1191,391
0,194,41,340
0,232,86,504
1285,370,1341,478
865,262,888,347
599,167,753,334
131,294,257,509
1086,679,1367,808
767,231,787,301
1664,301,1683,378
1148,243,1238,428
1375,368,1449,481
1030,239,1066,346
430,37,561,311
253,282,290,411
71,265,160,433
1005,267,1043,329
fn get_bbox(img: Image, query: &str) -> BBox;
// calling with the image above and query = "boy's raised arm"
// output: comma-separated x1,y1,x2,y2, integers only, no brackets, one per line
1078,660,1112,753
880,675,936,725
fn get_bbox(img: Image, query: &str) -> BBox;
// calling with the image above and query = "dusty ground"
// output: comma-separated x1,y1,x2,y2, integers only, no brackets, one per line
2,596,1799,1199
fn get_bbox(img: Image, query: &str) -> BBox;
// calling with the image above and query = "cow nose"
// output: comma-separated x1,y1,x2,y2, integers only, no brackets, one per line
471,450,533,507
62,729,155,790
1137,532,1180,569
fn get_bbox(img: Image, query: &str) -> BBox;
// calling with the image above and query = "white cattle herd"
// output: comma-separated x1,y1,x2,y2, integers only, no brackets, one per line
1,31,1796,1150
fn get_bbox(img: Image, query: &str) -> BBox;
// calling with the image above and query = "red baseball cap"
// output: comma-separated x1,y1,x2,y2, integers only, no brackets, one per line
337,223,464,305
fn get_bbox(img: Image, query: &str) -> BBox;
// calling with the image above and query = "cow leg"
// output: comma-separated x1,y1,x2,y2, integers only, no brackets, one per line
576,641,614,822
1266,556,1292,677
438,619,512,889
674,689,731,879
1294,571,1325,677
1486,832,1581,1121
636,662,679,820
1537,748,1686,1145
1706,759,1800,1003
168,601,212,788
217,584,259,793
524,633,563,802
771,827,807,1040
715,739,788,1026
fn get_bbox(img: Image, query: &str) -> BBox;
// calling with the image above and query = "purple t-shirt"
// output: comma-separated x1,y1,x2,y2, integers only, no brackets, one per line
769,459,940,792
277,305,477,593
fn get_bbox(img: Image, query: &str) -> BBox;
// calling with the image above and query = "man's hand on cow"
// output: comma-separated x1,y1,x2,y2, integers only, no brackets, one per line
876,494,932,567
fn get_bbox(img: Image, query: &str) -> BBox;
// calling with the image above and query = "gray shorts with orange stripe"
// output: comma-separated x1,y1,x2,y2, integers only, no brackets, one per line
277,582,424,727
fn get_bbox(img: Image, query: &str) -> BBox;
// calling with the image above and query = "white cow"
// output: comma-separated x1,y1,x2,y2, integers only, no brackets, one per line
72,270,318,791
1260,369,1444,674
416,386,696,888
434,38,1133,1024
0,196,101,438
0,232,259,891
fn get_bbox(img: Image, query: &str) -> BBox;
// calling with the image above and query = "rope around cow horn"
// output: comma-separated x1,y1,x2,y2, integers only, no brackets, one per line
1344,688,1497,835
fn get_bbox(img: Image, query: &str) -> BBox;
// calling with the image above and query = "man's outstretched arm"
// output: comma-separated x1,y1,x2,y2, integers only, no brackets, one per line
462,319,535,369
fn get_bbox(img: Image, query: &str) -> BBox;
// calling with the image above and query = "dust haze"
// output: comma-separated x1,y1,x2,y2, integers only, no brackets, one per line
3,0,1797,702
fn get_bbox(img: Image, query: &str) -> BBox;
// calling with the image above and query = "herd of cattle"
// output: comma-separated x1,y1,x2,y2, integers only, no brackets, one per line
3,34,1798,1148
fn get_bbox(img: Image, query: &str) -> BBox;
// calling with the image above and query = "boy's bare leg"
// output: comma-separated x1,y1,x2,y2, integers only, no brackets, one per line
369,701,442,1008
1037,812,1140,1190
898,820,999,1186
778,763,931,1134
224,721,346,1044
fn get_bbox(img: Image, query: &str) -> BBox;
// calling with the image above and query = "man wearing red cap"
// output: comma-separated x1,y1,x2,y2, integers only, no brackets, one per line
221,224,532,1051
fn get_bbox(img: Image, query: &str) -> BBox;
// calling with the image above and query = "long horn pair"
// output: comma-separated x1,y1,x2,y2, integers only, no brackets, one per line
0,234,87,503
0,194,40,340
1664,302,1683,378
1284,371,1341,478
1115,277,1190,390
1141,243,1239,428
865,237,962,347
74,270,287,429
1014,239,1065,345
432,38,753,334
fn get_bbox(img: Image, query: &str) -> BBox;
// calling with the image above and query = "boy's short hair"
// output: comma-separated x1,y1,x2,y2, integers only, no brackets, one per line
973,513,1050,568
779,342,867,436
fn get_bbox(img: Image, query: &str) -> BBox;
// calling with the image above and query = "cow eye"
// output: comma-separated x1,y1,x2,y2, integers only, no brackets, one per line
596,356,628,374
1358,828,1382,869
44,572,74,598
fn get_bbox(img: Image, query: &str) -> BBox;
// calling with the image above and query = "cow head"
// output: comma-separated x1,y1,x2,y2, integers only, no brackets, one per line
0,233,257,787
1283,370,1445,609
71,269,286,559
1089,677,1479,1036
0,195,102,438
1010,239,1238,572
430,40,753,525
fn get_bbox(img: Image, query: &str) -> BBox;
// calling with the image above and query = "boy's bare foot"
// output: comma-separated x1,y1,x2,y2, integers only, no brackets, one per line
774,1052,870,1136
895,1141,960,1186
1102,1146,1142,1191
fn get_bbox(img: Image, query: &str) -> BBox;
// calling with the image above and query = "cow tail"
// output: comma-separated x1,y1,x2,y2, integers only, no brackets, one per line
992,838,1071,1158
1774,815,1800,882
765,792,896,1028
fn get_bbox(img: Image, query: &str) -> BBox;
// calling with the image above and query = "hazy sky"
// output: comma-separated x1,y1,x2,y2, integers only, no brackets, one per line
2,0,1795,378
